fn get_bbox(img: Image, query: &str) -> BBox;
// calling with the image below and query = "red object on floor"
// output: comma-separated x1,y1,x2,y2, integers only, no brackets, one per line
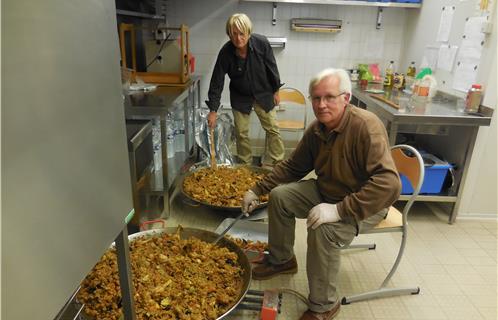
261,290,280,320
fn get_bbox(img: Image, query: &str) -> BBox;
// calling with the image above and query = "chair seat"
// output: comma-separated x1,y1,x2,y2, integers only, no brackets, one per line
376,206,403,229
276,120,305,130
361,206,403,234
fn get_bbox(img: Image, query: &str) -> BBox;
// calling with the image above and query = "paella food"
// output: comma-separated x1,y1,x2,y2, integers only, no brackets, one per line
77,229,244,320
183,166,269,207
225,235,268,253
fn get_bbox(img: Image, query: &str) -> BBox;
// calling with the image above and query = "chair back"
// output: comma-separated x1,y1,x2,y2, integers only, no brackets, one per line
276,87,307,131
390,144,425,224
279,87,306,105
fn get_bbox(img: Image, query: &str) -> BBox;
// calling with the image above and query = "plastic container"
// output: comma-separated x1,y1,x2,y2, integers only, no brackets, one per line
400,152,452,194
465,84,482,113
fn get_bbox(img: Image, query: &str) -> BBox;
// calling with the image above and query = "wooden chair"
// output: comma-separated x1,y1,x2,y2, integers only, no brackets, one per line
264,87,307,159
276,87,307,133
341,144,425,305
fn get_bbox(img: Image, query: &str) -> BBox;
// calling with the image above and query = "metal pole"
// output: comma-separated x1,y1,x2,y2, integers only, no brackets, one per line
115,228,137,320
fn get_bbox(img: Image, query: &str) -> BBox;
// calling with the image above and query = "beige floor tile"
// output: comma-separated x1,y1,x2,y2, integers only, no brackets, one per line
415,263,447,275
434,294,476,308
478,307,498,320
465,255,497,266
440,305,484,320
467,293,498,308
336,303,374,319
458,247,492,258
478,240,498,250
369,305,412,319
470,234,498,242
460,284,497,296
405,305,448,319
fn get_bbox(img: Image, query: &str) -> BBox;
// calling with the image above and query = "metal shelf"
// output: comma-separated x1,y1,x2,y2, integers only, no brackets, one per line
116,9,166,20
241,0,421,8
399,194,458,202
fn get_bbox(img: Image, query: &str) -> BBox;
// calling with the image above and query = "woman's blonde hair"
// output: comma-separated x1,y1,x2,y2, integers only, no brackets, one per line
226,13,252,37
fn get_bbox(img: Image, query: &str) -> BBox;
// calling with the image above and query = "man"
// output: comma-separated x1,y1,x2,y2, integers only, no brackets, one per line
205,13,285,168
242,68,401,320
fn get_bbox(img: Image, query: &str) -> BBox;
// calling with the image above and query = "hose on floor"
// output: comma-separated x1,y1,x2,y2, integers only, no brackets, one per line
272,287,310,307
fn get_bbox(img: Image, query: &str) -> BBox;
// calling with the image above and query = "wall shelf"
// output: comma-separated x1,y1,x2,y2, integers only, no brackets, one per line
241,0,421,9
116,9,166,20
267,36,287,48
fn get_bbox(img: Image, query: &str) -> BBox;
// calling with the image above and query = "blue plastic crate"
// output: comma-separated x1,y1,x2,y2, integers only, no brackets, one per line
400,152,452,194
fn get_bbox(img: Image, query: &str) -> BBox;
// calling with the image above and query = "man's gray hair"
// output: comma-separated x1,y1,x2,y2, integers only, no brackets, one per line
308,68,352,97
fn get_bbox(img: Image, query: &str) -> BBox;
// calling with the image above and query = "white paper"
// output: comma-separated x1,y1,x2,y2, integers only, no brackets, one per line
464,16,487,36
437,45,458,71
420,46,439,70
453,62,478,92
452,16,486,92
436,6,455,42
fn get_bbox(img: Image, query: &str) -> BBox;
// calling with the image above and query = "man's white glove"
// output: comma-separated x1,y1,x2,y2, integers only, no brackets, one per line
307,203,341,229
242,190,259,215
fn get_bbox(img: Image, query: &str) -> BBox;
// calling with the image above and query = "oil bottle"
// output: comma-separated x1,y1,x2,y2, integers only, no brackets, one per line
406,61,416,77
384,60,394,87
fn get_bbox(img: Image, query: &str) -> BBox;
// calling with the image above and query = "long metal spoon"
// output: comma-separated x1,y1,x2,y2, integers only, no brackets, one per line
212,211,246,244
209,127,217,169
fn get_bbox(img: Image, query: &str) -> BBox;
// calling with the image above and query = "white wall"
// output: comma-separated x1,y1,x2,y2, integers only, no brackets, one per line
402,0,497,219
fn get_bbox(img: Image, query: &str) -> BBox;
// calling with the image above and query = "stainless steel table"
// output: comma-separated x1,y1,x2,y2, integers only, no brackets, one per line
124,76,201,218
351,85,493,223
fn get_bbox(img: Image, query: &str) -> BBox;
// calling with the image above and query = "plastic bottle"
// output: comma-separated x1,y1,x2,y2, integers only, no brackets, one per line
174,118,185,153
151,118,163,170
166,113,175,159
384,60,394,87
406,61,416,77
412,68,432,96
465,84,483,113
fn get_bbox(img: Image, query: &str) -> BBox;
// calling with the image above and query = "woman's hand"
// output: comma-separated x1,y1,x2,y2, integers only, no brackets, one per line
207,111,217,129
273,92,280,106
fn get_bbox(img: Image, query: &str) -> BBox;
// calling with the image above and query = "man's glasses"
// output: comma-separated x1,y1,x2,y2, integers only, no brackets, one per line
310,92,346,104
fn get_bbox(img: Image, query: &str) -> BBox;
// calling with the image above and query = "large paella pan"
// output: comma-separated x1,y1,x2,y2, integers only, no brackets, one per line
181,165,270,212
77,227,251,320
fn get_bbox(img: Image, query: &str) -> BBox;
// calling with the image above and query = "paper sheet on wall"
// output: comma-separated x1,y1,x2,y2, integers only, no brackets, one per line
452,17,486,92
437,45,458,71
453,62,478,92
436,6,455,42
420,46,439,70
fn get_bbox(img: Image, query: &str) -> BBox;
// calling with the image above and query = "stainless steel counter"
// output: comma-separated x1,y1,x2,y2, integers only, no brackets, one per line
352,85,492,129
124,76,201,217
351,84,493,223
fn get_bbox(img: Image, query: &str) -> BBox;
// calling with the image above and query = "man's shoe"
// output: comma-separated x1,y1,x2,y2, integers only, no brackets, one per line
260,163,274,171
252,255,298,280
299,301,341,320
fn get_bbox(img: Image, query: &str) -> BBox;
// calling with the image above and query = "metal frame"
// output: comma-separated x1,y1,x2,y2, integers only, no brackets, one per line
341,144,425,305
124,76,201,218
351,87,492,223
